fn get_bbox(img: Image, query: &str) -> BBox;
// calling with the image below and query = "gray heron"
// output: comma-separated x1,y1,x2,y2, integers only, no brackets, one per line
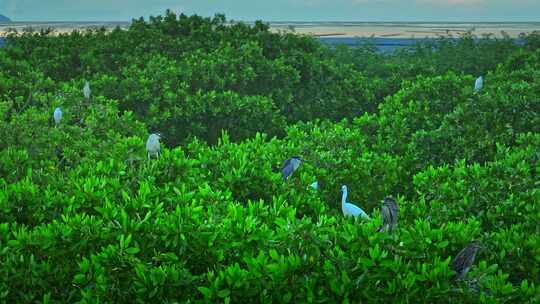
451,240,483,280
378,196,399,232
281,156,302,180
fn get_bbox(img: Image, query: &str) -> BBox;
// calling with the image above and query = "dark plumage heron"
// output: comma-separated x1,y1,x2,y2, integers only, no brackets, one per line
378,196,399,233
281,156,302,180
451,240,483,280
55,146,66,169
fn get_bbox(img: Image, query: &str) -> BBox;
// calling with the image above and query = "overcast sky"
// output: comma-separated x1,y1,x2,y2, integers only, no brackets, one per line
1,0,539,22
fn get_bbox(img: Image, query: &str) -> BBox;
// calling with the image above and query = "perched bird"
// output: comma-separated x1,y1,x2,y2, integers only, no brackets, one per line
378,196,399,233
310,181,319,190
146,133,162,160
54,146,62,159
53,107,62,126
341,185,370,219
55,145,66,169
83,81,91,101
474,76,483,92
281,156,302,180
451,241,483,280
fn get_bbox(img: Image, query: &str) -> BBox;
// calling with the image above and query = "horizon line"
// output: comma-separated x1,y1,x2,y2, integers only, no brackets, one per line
3,20,540,24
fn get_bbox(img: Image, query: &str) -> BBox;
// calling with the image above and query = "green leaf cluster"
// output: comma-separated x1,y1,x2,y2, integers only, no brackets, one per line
0,11,539,303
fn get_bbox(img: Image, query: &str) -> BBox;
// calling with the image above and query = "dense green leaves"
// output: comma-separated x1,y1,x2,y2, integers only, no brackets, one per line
0,11,539,303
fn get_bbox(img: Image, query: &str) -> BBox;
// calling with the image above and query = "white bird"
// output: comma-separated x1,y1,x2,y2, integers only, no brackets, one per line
310,181,319,190
53,107,62,126
146,133,161,160
474,76,483,92
83,81,91,101
341,185,370,219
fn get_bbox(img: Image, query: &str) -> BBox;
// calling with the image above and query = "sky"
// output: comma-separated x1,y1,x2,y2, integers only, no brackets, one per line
1,0,539,22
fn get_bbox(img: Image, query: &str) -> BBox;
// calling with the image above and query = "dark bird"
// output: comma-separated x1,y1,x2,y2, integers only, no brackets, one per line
451,241,483,280
281,156,302,180
378,196,399,233
55,146,66,169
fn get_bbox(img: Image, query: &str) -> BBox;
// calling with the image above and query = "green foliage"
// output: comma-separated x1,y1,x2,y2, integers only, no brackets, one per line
0,10,539,303
2,11,375,145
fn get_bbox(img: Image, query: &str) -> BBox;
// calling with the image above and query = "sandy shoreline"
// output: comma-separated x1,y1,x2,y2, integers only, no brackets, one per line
0,22,539,38
0,22,130,37
270,24,540,38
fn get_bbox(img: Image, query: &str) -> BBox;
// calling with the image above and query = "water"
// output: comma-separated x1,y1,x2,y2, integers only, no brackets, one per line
2,20,537,52
0,36,523,53
0,35,423,52
318,37,427,52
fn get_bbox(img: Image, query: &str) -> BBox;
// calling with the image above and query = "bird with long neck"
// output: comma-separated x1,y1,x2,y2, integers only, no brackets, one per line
341,185,370,219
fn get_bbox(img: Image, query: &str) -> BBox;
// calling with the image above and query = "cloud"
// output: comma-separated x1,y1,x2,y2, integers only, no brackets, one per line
351,0,395,4
416,0,485,7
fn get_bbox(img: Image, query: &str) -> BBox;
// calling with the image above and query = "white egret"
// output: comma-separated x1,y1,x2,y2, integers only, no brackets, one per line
83,81,91,101
146,133,162,160
341,185,370,219
53,107,62,126
474,76,483,92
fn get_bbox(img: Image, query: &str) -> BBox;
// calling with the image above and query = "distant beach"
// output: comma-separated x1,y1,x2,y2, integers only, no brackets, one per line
268,22,540,38
1,21,539,38
0,21,130,36
1,21,538,53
